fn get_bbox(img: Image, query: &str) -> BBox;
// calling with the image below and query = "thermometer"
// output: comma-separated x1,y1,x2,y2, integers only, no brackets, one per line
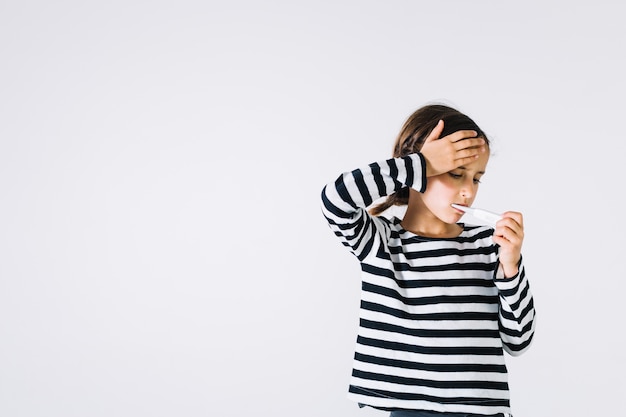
451,204,502,226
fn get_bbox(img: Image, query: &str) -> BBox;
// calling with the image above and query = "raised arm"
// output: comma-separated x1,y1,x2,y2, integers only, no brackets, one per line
320,153,427,260
321,120,486,260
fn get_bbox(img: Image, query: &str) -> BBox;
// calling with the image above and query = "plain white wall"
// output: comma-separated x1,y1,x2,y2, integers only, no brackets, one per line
1,1,624,416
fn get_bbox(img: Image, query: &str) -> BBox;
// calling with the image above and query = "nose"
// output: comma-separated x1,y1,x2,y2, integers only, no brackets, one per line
460,179,475,199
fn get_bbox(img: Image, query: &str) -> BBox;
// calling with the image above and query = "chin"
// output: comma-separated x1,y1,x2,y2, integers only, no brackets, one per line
440,217,458,225
448,215,463,224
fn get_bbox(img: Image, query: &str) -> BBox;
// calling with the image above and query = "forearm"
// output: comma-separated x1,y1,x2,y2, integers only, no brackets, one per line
495,258,536,355
321,153,426,220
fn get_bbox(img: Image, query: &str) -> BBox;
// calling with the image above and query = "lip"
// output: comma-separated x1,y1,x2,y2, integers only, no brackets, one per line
452,204,468,214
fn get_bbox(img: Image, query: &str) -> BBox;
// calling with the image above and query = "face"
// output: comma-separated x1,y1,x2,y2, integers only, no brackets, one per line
420,148,490,224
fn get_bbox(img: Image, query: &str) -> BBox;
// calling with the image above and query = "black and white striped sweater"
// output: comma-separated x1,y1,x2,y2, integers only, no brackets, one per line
320,153,535,416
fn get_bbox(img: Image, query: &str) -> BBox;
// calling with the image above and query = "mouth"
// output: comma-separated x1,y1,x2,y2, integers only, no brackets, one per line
452,204,468,214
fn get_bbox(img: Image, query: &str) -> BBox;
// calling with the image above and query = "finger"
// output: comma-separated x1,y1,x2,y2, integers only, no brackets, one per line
503,227,522,244
492,234,507,247
502,211,524,228
454,147,485,165
494,230,513,247
424,120,444,143
452,137,485,151
447,129,480,143
496,219,523,237
454,154,484,167
495,224,523,246
455,146,485,160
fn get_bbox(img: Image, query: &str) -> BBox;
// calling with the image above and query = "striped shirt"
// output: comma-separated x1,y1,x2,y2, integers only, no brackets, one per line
320,153,535,416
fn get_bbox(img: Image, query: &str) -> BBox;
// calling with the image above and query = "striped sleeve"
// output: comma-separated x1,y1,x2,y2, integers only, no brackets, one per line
320,153,427,261
494,257,536,356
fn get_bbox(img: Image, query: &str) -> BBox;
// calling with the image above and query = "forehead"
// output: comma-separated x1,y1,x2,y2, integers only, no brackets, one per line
458,150,489,173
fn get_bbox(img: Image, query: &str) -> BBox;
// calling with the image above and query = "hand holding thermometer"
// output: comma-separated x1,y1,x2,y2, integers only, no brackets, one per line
451,204,503,226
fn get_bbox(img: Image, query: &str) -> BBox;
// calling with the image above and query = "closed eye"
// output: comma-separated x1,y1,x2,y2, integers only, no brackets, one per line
449,169,485,184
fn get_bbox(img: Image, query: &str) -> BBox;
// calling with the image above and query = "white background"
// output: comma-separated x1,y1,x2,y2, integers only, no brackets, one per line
1,1,624,416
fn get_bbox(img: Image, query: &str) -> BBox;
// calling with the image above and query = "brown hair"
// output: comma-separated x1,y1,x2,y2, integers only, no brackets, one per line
369,104,490,216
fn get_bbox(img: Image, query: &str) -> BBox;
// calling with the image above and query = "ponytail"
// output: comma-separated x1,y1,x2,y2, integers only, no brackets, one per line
369,187,409,216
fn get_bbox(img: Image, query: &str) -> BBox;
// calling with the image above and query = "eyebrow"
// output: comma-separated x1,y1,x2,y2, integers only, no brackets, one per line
457,166,486,175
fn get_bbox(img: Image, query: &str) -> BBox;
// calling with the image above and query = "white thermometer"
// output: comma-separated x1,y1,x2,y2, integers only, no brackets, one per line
451,204,503,226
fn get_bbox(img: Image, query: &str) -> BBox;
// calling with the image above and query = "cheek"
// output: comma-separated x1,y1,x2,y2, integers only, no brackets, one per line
427,176,457,194
423,177,457,201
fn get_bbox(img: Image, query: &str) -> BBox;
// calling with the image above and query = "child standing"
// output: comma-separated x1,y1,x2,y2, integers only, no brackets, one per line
320,104,535,417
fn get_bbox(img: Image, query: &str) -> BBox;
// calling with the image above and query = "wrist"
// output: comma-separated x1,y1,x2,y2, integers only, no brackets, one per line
499,256,522,278
423,158,438,178
501,263,519,278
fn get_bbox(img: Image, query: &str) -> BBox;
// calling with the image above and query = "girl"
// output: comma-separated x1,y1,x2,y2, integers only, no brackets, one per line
320,104,535,417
